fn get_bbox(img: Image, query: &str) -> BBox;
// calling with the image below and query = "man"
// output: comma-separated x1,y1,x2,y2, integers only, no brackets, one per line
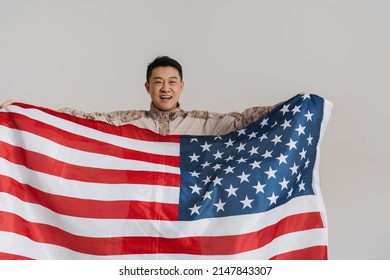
1,56,280,135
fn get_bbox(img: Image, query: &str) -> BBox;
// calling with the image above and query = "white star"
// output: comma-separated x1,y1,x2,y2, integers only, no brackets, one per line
259,133,268,142
212,164,222,171
201,161,210,168
214,136,222,140
225,156,234,162
202,176,212,185
301,93,311,100
276,153,288,165
213,150,224,159
280,104,290,115
271,121,278,127
237,128,246,136
189,204,201,215
225,138,235,148
212,176,223,186
225,184,238,197
236,143,246,152
299,148,307,160
240,196,254,209
200,141,212,152
202,190,213,201
260,118,269,127
190,171,200,177
290,163,299,175
190,138,198,142
189,153,200,162
249,160,261,169
298,181,305,191
214,199,226,212
280,119,291,130
292,105,301,115
279,177,289,190
304,110,314,121
286,138,298,150
267,192,279,205
189,184,202,195
304,159,310,169
253,181,266,194
265,167,277,179
249,146,259,156
224,165,235,174
248,132,258,139
297,172,302,181
287,188,293,198
271,134,282,145
236,157,247,164
261,149,273,159
237,171,250,183
307,134,314,145
295,124,306,136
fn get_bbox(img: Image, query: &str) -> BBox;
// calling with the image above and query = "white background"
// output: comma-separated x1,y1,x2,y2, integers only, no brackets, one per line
1,0,389,259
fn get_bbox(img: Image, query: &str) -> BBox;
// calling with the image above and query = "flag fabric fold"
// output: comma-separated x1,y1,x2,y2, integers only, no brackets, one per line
0,93,332,259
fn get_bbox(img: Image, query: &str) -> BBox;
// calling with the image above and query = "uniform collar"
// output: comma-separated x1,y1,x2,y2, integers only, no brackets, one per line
149,102,181,119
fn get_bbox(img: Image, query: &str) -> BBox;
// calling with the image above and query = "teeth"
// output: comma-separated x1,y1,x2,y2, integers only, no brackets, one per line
161,96,172,99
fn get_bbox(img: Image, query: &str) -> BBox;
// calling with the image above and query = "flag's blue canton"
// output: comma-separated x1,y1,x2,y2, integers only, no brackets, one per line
178,94,324,221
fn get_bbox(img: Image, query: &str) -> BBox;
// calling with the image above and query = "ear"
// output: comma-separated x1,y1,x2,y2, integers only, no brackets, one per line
145,82,150,94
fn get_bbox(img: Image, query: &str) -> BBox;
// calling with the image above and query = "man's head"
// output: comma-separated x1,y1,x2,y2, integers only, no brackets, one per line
145,56,184,111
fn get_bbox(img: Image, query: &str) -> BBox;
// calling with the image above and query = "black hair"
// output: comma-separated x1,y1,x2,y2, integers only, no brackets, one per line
146,56,183,82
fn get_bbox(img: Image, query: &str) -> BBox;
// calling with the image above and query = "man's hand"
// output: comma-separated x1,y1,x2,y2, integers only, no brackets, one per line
0,100,15,109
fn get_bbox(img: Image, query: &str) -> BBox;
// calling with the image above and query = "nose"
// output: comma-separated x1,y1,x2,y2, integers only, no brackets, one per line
161,82,170,92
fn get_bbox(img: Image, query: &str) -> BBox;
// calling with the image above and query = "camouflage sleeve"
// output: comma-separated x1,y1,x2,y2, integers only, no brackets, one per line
57,107,123,125
227,102,284,131
57,107,148,126
185,101,286,136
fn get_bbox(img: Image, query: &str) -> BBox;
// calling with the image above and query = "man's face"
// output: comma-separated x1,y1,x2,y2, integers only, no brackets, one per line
145,66,184,111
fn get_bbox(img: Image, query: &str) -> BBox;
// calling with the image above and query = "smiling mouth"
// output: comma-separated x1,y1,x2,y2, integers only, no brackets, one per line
160,95,172,100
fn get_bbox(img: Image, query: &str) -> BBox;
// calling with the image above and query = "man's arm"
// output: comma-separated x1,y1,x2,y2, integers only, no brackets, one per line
228,102,284,131
58,107,127,125
0,101,120,125
210,94,304,135
200,101,284,136
0,100,15,109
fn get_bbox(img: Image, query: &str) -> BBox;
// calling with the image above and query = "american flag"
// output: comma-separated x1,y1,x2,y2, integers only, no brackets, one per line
0,93,332,260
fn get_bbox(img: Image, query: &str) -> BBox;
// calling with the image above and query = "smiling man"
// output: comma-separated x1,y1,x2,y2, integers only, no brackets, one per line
145,56,184,112
1,56,282,135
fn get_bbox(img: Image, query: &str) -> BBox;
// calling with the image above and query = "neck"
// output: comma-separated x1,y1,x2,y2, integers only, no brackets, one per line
151,102,180,112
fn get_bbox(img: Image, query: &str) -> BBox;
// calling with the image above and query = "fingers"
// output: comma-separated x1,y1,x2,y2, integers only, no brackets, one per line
0,100,15,109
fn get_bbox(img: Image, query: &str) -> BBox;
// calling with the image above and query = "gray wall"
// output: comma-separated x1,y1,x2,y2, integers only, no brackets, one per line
1,0,389,259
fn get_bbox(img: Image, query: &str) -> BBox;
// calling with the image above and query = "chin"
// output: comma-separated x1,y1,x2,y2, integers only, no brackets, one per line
156,104,173,111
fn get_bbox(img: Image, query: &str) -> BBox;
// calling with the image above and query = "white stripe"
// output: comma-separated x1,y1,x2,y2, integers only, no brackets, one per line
0,192,323,238
311,97,333,230
4,105,179,156
0,231,81,260
0,126,180,174
0,229,327,260
0,159,179,203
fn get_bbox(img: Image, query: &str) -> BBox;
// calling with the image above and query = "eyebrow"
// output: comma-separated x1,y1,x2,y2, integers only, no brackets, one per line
153,76,180,80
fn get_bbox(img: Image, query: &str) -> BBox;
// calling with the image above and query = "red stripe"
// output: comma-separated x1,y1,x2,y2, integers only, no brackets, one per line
0,175,178,220
0,252,33,260
0,112,180,168
270,246,328,260
182,212,325,256
0,141,180,186
0,211,324,256
9,103,180,143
